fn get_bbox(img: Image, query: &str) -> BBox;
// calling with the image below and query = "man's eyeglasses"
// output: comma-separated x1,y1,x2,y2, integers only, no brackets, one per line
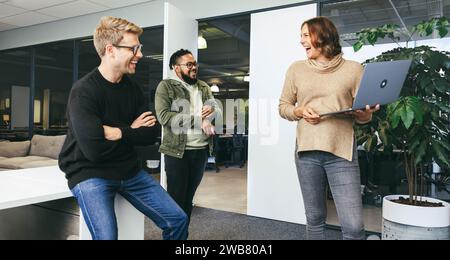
113,44,143,56
177,62,199,69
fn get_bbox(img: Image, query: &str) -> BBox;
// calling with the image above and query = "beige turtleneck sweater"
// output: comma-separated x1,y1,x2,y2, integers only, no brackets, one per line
279,54,365,161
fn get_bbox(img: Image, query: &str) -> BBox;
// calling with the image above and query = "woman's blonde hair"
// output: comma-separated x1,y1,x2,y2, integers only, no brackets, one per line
93,16,143,57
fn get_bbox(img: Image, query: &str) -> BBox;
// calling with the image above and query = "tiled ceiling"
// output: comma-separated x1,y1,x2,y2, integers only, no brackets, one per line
0,0,155,32
324,0,450,44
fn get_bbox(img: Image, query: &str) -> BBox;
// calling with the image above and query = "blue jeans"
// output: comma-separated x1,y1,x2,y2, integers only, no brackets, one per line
71,170,188,240
295,147,365,240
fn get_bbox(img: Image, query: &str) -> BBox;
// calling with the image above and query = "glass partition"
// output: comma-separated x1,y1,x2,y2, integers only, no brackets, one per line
133,26,164,114
78,38,100,79
34,41,73,135
0,48,31,140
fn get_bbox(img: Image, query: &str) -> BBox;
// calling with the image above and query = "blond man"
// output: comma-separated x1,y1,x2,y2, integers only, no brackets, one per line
59,16,187,240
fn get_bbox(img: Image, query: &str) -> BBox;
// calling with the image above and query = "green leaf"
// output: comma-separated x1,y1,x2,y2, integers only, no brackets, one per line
432,142,450,168
378,31,386,39
409,131,422,149
367,33,378,45
419,76,432,92
435,138,450,151
414,23,424,34
388,99,400,110
425,23,434,35
439,17,450,25
413,141,428,165
437,101,450,114
432,78,450,94
390,106,401,129
439,27,448,38
353,41,364,52
400,106,415,129
407,98,424,125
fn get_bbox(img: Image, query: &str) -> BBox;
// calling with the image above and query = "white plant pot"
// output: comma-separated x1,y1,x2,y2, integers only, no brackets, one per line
382,195,450,240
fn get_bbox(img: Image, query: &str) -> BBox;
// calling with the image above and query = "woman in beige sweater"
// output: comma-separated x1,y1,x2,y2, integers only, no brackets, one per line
279,17,379,240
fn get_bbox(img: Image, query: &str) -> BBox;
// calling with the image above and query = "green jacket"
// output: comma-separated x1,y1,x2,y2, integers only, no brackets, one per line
155,79,220,159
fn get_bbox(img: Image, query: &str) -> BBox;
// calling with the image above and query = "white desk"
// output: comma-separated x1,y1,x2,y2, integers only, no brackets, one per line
0,166,144,240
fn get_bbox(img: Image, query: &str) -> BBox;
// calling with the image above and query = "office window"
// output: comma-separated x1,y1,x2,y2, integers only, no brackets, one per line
198,15,250,100
35,41,73,135
130,26,164,171
198,14,251,134
78,38,100,79
133,26,164,113
0,48,31,140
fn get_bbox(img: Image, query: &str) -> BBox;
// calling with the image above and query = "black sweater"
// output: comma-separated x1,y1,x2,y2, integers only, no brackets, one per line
59,68,157,189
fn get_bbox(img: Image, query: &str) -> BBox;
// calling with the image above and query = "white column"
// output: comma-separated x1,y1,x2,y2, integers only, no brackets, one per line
160,2,198,189
247,4,317,224
79,195,145,240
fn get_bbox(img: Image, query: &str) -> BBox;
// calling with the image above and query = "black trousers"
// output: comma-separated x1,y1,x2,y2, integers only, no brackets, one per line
165,148,208,220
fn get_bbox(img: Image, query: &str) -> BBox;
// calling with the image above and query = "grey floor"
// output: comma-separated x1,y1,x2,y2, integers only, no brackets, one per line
144,206,342,240
192,165,382,233
194,166,247,214
145,166,345,240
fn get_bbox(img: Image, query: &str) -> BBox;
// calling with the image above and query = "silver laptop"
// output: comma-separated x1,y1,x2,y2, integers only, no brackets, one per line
319,59,412,117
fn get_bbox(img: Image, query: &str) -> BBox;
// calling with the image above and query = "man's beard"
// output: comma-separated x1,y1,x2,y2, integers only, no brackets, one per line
181,71,198,85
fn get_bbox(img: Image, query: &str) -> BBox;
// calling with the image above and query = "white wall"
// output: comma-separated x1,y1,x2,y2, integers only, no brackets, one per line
248,4,317,224
417,37,450,52
343,38,450,63
162,3,198,79
0,0,309,51
160,2,198,189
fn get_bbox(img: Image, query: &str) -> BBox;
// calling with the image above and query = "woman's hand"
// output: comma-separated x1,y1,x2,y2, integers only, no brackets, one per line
349,104,380,122
294,106,321,125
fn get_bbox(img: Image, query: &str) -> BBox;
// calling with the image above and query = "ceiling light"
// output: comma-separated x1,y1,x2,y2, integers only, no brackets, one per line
198,35,207,49
210,84,219,92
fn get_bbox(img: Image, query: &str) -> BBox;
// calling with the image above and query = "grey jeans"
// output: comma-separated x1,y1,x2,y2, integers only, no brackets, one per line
295,146,365,240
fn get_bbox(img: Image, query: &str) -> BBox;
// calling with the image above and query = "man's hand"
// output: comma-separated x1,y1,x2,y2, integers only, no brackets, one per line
294,106,321,125
201,105,215,119
201,119,215,137
103,125,122,141
131,111,157,129
349,104,380,122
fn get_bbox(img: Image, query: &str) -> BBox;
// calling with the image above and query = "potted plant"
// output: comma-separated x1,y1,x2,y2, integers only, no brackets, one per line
353,17,450,239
